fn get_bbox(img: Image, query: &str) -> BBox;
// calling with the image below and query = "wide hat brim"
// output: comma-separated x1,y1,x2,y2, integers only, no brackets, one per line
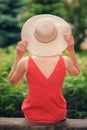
21,14,71,56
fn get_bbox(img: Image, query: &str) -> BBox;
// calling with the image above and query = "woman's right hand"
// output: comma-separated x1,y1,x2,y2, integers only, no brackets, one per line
64,34,74,53
16,40,29,59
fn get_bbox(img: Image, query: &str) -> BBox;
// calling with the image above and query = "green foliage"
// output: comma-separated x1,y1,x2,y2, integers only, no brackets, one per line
68,0,87,50
0,0,24,47
0,47,28,117
23,0,69,21
0,47,87,118
63,53,87,118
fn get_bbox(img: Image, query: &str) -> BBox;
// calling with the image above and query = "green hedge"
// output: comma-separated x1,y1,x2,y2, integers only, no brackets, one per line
63,52,87,118
0,47,87,118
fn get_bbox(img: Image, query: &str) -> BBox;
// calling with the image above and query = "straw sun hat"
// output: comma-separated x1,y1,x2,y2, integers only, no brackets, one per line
21,14,71,56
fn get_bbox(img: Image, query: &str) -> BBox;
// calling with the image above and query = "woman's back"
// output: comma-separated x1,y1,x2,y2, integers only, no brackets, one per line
22,55,66,123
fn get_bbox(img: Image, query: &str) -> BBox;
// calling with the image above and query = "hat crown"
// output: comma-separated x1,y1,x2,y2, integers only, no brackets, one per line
34,19,57,43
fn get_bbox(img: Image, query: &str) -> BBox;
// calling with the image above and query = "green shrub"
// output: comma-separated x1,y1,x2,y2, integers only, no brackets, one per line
63,53,87,118
0,46,28,117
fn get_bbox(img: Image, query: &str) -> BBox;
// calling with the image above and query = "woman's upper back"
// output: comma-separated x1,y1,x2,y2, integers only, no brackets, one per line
29,55,64,79
26,55,66,88
23,55,79,77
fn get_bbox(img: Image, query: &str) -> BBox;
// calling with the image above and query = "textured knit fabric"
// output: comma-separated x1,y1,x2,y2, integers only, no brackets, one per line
22,56,66,123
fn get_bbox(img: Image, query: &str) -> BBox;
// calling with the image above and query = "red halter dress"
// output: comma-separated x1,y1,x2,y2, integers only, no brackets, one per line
22,56,66,123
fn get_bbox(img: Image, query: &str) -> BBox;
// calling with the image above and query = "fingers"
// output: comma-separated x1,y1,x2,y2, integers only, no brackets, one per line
17,40,28,47
16,40,29,58
16,40,29,51
64,34,72,39
64,34,74,43
20,41,28,50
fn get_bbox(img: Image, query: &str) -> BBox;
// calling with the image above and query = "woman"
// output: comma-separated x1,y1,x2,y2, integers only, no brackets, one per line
9,15,80,124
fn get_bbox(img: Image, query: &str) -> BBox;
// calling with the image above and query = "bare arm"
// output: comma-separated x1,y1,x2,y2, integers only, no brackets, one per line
64,34,80,76
8,40,28,84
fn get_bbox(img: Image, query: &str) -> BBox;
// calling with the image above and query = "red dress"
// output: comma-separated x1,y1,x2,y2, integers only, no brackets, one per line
22,56,66,123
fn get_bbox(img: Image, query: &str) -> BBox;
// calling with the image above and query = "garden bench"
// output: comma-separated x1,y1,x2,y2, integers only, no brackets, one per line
0,117,87,130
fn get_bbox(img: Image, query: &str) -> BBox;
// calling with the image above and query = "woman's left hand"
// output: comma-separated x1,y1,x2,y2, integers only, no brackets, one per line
64,34,75,53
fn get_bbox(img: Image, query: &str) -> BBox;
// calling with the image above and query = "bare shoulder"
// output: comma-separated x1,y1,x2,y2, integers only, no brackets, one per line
62,56,72,69
19,56,29,72
19,56,29,64
21,56,29,62
62,56,71,62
